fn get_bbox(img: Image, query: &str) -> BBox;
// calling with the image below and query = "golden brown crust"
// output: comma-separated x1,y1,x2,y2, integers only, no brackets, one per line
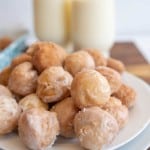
0,66,12,86
96,66,122,94
83,49,107,66
107,58,125,73
19,94,48,111
51,97,79,138
74,107,119,150
26,42,42,56
71,69,111,109
37,66,73,103
64,51,95,76
11,53,32,68
32,42,67,72
112,84,136,108
102,97,129,129
0,95,21,135
8,62,38,96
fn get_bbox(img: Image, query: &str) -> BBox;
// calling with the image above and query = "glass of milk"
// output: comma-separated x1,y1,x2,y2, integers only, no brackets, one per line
33,0,68,45
72,0,115,57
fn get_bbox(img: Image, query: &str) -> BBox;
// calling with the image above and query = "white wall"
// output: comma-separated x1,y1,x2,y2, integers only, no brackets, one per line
0,0,33,34
116,0,150,36
0,0,150,37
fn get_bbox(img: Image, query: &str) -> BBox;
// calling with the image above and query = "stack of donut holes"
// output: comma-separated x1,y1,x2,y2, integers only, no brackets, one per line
0,42,136,150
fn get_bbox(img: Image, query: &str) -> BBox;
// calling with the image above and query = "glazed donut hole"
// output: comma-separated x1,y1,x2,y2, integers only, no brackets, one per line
0,66,12,86
83,48,107,66
74,107,119,150
71,69,111,109
11,53,32,68
96,66,122,94
26,41,42,56
107,58,125,73
32,42,67,72
112,83,136,108
37,66,73,103
0,84,13,97
8,62,38,96
19,93,48,111
0,95,21,135
64,50,95,76
51,97,79,138
102,97,129,129
18,108,60,150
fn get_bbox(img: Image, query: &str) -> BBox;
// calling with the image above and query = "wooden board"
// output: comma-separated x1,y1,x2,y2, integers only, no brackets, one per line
111,42,150,84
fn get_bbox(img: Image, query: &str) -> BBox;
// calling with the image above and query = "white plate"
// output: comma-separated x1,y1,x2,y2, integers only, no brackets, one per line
0,72,150,150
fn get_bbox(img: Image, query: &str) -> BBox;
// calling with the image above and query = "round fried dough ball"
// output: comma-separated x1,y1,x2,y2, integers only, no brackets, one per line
74,107,119,150
26,42,42,56
18,108,59,150
0,66,12,86
19,94,48,111
71,69,111,108
0,95,20,135
32,42,67,72
102,97,129,129
0,84,13,97
11,53,32,68
113,84,136,108
8,62,38,96
51,97,79,138
37,67,73,103
107,58,125,73
64,51,95,76
96,66,122,94
83,49,107,66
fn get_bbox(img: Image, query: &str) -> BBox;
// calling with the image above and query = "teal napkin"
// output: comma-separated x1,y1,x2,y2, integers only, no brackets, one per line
0,34,28,71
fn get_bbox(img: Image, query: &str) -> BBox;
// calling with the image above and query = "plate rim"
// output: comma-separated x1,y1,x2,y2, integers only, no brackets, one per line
108,72,150,150
0,72,150,150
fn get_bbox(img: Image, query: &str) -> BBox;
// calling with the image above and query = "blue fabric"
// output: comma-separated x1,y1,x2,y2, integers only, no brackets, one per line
0,34,28,71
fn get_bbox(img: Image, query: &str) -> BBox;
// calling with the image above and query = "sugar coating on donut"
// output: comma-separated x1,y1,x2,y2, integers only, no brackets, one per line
74,107,119,150
32,42,67,72
8,62,38,96
0,95,20,135
0,84,13,97
107,58,125,73
83,48,107,66
113,84,136,108
37,66,73,103
51,97,79,138
19,93,48,111
96,66,122,94
102,97,129,129
64,51,95,76
18,108,60,150
71,69,111,108
11,53,32,68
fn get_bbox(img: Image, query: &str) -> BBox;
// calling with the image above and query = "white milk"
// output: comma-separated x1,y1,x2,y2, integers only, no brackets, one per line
65,0,72,41
33,0,68,45
72,0,115,56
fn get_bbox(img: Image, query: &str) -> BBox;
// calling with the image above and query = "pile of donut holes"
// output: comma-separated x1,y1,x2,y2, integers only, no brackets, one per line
0,42,136,150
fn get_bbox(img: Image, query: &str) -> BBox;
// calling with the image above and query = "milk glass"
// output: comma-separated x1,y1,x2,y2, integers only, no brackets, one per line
72,0,115,57
33,0,68,45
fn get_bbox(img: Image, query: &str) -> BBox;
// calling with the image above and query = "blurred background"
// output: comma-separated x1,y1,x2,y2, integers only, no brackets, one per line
0,0,150,39
0,0,150,83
